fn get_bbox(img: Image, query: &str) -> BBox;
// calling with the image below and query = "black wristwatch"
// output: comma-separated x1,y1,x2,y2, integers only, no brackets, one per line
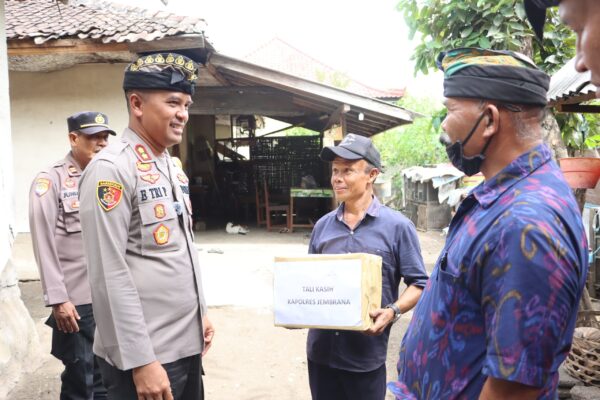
385,303,402,324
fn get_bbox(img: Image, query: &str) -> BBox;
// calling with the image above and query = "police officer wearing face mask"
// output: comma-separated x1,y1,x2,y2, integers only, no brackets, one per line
388,48,589,399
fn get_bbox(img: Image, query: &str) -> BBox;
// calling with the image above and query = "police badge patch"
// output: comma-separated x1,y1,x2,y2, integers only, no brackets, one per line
97,180,123,211
141,173,160,184
136,161,153,172
153,224,170,245
35,178,51,197
177,173,189,184
154,203,166,219
64,177,76,189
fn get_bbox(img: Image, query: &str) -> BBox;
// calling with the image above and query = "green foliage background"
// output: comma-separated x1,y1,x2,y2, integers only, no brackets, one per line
373,96,446,169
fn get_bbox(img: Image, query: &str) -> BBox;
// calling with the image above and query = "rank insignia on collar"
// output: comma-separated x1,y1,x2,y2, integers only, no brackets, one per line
172,156,183,170
154,203,166,219
68,165,79,175
135,144,152,162
177,173,189,184
35,178,51,197
70,200,80,209
140,173,160,185
136,161,153,172
153,224,170,245
97,180,123,211
64,177,76,189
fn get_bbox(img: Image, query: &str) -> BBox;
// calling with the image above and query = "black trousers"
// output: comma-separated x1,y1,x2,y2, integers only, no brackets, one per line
308,359,387,400
46,304,106,400
97,354,203,400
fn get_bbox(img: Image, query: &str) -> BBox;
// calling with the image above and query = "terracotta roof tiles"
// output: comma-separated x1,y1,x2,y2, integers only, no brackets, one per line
5,0,206,44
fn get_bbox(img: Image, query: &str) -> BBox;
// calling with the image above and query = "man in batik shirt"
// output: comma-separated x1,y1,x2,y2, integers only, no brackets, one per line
388,48,588,399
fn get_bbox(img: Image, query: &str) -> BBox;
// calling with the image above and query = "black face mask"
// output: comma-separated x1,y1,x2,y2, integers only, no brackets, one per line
439,111,493,176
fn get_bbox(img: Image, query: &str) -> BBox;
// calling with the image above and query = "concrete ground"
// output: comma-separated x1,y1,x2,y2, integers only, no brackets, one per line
6,228,444,400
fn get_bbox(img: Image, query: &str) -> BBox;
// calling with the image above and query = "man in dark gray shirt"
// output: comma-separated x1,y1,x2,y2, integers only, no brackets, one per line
307,133,428,400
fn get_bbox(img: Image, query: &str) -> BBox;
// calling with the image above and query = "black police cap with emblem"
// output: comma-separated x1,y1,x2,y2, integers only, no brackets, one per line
123,53,199,95
67,111,116,136
524,0,561,40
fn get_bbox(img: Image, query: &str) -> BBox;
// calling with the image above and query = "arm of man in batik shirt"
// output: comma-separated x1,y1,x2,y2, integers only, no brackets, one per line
479,218,586,398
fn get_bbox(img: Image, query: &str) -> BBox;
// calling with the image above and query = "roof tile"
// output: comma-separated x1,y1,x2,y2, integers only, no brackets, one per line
5,0,206,44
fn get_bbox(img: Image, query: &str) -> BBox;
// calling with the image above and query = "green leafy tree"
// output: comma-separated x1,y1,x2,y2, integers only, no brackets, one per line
398,0,575,74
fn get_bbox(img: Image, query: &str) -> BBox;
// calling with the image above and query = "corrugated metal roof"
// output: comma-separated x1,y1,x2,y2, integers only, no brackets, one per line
4,0,206,44
548,57,597,106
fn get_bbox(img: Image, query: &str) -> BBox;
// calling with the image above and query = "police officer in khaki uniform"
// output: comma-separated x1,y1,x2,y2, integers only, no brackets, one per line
79,53,214,400
29,111,115,399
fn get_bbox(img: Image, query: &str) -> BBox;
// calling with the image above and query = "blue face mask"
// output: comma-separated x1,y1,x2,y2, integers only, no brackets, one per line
439,111,492,176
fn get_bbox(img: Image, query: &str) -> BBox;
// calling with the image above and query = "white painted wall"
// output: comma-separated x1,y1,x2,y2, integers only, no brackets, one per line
0,1,14,272
10,64,130,232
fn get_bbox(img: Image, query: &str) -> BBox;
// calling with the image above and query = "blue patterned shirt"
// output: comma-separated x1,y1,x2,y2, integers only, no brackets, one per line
389,144,588,399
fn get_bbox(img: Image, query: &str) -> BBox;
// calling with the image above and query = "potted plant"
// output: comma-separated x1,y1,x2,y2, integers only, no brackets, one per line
556,112,600,189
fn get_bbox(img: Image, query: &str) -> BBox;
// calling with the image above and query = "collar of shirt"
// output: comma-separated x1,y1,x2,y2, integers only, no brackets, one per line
335,195,382,223
472,143,552,209
122,128,166,164
64,151,82,176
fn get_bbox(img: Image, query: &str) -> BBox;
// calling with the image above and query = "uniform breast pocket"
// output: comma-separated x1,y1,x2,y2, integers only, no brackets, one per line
139,202,181,255
63,210,81,233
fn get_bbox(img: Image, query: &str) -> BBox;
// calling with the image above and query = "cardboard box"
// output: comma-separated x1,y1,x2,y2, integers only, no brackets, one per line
273,253,382,330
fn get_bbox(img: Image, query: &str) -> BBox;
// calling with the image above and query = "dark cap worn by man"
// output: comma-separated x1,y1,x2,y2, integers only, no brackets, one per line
79,53,213,400
436,48,550,176
388,47,588,399
67,111,117,136
123,52,198,95
308,133,427,400
29,111,114,399
320,133,383,169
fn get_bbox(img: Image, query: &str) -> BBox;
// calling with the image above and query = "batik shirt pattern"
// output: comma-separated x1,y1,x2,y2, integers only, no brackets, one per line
389,144,588,399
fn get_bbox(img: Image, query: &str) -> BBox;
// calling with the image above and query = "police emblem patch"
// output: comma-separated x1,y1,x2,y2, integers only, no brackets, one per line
177,173,189,184
64,177,76,189
35,178,51,197
95,114,106,124
140,173,160,185
97,180,123,211
136,161,152,172
153,224,170,245
154,203,166,219
135,144,152,162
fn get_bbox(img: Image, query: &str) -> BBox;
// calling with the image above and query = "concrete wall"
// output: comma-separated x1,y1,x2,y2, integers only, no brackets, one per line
0,0,14,277
10,63,130,233
0,2,40,396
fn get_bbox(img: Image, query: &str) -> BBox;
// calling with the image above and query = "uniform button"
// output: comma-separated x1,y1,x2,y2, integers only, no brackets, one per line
350,231,354,235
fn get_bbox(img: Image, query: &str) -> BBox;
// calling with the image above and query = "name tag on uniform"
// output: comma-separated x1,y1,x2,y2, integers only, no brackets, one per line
62,190,78,200
138,185,170,203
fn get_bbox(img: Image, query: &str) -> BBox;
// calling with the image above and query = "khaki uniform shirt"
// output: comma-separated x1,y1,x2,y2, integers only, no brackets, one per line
29,152,91,307
79,128,206,371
